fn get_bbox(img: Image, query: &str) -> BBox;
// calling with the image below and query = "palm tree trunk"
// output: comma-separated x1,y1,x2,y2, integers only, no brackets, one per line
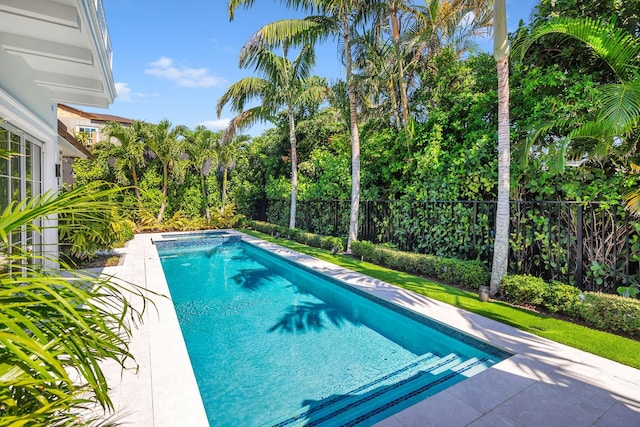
388,79,402,129
221,168,228,213
131,164,141,203
390,4,410,133
490,55,510,296
344,20,361,254
157,163,169,222
288,110,298,230
200,168,210,222
490,0,511,296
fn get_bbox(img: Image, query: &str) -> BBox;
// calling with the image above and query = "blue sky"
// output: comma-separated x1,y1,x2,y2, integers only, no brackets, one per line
94,0,539,136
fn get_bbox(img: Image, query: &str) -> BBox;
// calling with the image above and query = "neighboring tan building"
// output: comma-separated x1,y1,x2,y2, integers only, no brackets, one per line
57,103,132,184
57,119,93,185
58,103,132,148
0,0,116,257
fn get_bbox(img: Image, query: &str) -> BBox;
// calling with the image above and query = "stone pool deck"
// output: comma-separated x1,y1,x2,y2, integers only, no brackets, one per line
96,232,640,426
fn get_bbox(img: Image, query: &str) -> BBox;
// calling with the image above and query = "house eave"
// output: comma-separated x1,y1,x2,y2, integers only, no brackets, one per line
0,0,116,108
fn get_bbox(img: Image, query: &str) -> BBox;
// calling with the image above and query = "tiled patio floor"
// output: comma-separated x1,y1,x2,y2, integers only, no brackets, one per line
97,232,640,426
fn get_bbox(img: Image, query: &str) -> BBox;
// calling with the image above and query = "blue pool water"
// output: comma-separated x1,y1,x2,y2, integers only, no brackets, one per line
156,238,510,426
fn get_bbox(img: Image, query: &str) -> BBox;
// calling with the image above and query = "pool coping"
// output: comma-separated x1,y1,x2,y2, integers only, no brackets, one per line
99,231,640,426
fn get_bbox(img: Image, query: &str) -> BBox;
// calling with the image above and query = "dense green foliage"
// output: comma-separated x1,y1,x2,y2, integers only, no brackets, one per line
544,281,582,313
575,292,640,335
501,275,549,306
72,121,243,245
58,184,136,260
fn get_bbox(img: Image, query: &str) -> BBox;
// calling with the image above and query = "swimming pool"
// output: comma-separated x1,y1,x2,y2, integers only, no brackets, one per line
156,235,511,426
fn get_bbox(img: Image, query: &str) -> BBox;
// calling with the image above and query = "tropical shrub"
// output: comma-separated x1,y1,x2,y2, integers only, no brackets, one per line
500,275,547,306
59,185,135,260
0,182,151,426
210,203,245,229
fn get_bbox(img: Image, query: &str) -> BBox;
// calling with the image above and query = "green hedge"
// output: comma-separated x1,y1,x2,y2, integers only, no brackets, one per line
351,240,490,290
501,274,639,336
501,275,548,306
545,281,582,314
575,292,640,336
248,220,346,252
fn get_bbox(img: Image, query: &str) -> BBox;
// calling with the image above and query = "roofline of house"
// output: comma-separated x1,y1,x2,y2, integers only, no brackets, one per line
58,103,133,125
58,120,94,159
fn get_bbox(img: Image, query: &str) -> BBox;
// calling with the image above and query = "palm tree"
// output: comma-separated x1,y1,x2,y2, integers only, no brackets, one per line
185,126,221,222
352,30,403,127
489,0,510,296
405,0,493,77
146,119,186,222
218,134,250,211
228,0,375,253
217,45,327,229
102,120,146,203
0,181,149,426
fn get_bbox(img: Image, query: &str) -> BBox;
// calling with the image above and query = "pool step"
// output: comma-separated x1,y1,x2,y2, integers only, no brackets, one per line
332,356,491,427
268,353,490,427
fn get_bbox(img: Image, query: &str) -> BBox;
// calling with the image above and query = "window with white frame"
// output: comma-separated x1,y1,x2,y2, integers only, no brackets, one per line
75,126,98,146
0,122,43,256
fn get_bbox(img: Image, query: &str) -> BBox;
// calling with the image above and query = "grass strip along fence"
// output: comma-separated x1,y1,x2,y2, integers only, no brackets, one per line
241,225,640,369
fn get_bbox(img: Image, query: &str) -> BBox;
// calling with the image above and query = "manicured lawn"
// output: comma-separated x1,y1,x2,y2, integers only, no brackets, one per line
242,229,640,369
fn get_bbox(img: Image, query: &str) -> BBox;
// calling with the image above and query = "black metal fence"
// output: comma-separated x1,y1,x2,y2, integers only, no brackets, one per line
242,198,640,293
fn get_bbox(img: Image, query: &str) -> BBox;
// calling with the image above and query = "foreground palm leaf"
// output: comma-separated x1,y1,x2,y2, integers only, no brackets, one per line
0,181,151,426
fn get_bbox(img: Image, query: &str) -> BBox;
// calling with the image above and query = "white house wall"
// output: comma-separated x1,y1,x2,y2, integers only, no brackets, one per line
0,47,59,260
0,0,116,260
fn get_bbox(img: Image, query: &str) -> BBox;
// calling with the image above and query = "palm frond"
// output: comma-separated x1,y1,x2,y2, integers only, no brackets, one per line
513,17,640,81
243,17,335,55
223,107,273,143
0,182,158,425
216,77,270,116
597,81,640,133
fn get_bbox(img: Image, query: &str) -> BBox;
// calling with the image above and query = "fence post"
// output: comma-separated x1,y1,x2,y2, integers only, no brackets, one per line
576,205,584,288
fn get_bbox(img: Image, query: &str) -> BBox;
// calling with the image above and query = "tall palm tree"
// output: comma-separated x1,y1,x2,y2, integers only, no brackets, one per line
0,181,149,426
102,120,146,203
185,126,221,222
352,29,403,127
229,0,376,252
490,0,510,296
363,0,411,132
217,45,327,229
405,0,493,70
218,134,250,211
146,119,186,222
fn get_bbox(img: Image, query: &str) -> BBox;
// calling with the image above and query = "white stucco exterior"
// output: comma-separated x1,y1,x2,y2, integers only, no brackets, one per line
0,0,116,257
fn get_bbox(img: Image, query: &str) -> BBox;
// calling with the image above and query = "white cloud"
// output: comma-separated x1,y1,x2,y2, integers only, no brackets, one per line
134,92,160,98
200,119,230,130
115,82,131,101
145,56,225,88
115,82,159,102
